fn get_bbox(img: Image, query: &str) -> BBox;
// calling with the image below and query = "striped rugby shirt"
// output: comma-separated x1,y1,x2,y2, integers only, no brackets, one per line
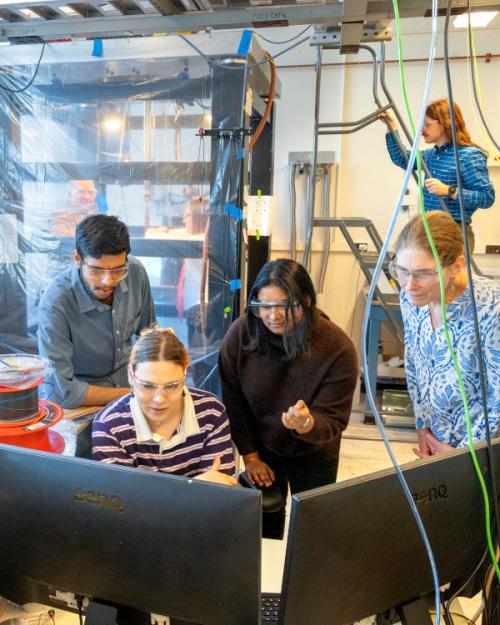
92,387,235,476
386,132,495,223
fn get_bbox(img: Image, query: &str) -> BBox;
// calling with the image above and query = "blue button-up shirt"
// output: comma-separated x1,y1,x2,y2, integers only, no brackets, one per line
38,256,156,408
401,277,499,447
386,132,495,223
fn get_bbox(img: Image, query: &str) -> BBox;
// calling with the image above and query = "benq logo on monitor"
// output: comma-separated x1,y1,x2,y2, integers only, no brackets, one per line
412,484,448,505
73,489,124,512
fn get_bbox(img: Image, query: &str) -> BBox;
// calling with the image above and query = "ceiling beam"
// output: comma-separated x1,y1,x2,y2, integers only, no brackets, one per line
0,0,498,40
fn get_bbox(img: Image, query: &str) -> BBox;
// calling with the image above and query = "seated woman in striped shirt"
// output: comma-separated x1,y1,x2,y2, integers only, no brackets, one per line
92,325,237,486
379,98,494,228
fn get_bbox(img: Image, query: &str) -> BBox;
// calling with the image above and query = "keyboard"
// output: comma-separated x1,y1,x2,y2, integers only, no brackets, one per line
261,593,281,624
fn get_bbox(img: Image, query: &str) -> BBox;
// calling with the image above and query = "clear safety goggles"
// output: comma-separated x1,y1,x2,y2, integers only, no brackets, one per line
82,260,129,280
131,372,185,396
388,259,444,285
248,300,300,317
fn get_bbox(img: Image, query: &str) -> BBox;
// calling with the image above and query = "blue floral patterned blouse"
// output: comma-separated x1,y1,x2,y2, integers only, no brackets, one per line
401,276,500,446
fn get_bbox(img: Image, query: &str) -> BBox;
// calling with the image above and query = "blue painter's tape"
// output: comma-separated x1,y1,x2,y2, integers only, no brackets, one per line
92,39,103,58
223,204,243,222
236,29,253,56
96,194,109,214
236,147,245,160
229,279,241,291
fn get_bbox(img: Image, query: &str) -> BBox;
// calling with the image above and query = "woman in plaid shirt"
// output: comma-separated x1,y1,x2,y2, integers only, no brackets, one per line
380,98,495,226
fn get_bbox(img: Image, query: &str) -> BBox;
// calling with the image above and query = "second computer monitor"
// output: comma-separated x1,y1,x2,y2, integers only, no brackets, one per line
279,441,499,625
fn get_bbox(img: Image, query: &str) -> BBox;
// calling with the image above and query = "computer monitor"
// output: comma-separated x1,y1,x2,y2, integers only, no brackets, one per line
0,443,261,625
278,440,500,625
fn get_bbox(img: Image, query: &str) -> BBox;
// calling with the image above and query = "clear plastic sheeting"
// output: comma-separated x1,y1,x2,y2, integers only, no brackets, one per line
0,354,50,390
0,35,252,395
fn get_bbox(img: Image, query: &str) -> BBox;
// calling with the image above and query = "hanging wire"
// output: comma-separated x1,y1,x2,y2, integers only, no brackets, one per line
360,0,443,620
0,43,46,93
464,26,500,160
173,32,310,71
466,0,500,153
254,25,312,45
444,0,500,583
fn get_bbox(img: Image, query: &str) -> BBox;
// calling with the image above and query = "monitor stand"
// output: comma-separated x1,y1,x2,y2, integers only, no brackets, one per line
376,596,434,625
85,601,203,625
398,597,434,625
85,602,149,625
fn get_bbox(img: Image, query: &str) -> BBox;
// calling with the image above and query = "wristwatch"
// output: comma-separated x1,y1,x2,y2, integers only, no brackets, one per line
447,184,457,198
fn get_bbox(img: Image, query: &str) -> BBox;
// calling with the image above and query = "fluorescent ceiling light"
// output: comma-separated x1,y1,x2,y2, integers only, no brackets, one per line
453,11,498,28
58,5,78,15
19,8,40,17
0,0,49,4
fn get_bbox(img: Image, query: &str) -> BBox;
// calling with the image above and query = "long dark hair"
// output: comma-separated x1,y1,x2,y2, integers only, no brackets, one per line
246,259,317,359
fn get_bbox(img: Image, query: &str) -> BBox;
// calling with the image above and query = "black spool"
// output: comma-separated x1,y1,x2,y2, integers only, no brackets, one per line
0,386,40,424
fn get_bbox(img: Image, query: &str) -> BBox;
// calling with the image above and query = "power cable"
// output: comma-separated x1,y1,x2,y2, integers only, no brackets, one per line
254,25,312,45
360,0,442,621
248,53,276,151
443,545,490,624
173,32,309,71
464,25,500,159
466,1,500,153
444,0,500,583
0,43,46,93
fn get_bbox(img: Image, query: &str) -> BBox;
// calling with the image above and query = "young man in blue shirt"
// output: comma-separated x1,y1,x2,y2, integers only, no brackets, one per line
38,214,156,408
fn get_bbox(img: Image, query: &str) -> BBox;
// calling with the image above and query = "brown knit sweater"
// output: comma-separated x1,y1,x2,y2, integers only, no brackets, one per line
218,312,358,459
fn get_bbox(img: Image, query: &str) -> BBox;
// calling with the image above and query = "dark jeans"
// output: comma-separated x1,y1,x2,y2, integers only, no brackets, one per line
259,448,339,540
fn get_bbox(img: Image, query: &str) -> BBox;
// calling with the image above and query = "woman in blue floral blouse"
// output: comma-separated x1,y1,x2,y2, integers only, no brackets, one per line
390,211,499,457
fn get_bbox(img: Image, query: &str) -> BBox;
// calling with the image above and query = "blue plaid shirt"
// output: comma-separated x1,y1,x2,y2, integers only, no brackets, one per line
386,131,495,223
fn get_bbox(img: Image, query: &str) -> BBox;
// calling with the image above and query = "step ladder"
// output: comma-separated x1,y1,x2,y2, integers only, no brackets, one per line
313,216,403,343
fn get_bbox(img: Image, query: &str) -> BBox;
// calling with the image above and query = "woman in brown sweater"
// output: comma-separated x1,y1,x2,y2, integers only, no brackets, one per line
218,259,358,538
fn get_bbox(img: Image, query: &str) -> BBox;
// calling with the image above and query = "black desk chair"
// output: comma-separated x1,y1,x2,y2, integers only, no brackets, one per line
238,471,284,514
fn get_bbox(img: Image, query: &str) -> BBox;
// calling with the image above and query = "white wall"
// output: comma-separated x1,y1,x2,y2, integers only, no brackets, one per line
258,17,500,353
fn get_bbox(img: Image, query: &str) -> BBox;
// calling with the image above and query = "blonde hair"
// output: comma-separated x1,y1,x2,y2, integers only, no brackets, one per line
395,212,467,266
129,325,190,370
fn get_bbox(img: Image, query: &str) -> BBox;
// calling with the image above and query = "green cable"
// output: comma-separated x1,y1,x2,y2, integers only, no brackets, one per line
391,0,500,583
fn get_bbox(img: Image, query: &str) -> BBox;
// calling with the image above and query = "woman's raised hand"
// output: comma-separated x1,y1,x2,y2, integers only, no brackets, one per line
282,400,315,435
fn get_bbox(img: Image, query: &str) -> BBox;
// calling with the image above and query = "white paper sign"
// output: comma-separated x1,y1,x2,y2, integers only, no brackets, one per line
246,195,274,237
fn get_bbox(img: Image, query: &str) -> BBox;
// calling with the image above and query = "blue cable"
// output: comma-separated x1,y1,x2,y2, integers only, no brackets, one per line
360,1,442,622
